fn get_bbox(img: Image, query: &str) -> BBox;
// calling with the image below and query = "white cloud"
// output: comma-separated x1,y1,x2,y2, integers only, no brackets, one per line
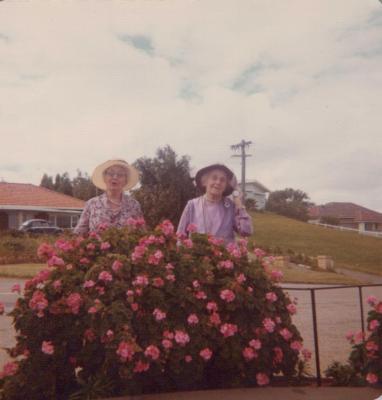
0,0,381,212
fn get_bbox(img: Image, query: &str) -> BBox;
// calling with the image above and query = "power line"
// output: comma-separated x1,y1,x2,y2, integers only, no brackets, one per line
230,140,252,200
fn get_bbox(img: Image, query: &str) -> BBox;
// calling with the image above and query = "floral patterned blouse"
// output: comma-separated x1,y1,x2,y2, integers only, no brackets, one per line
74,193,142,235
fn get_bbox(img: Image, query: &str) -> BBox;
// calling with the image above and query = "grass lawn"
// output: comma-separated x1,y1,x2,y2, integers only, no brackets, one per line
252,212,382,276
0,263,45,278
274,265,362,285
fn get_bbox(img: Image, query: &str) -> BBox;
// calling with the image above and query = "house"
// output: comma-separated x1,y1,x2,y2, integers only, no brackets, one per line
308,202,382,232
0,182,85,230
244,180,270,210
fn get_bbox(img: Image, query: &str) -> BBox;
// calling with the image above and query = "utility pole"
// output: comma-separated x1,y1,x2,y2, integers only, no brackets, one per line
230,140,252,200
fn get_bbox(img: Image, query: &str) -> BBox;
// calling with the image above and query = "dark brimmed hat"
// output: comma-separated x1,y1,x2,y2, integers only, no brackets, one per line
195,164,237,197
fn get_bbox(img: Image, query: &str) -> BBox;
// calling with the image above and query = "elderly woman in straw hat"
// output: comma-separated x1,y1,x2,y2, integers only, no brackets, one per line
177,164,253,244
74,159,142,235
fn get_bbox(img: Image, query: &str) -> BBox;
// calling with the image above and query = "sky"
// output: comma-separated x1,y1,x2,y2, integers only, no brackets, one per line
0,0,381,211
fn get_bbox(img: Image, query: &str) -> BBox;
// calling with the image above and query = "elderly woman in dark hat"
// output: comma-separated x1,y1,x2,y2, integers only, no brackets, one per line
177,164,253,243
74,159,142,235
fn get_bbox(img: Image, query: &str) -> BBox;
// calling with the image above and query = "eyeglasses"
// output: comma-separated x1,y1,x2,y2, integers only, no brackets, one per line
104,171,126,179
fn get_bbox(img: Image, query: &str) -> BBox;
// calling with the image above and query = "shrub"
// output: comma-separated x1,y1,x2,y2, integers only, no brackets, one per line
0,220,308,399
325,296,382,386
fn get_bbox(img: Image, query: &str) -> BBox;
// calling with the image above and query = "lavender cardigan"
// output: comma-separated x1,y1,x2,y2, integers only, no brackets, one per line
177,196,253,243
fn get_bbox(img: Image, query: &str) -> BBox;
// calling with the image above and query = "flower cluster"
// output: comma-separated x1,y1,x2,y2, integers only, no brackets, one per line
0,221,306,399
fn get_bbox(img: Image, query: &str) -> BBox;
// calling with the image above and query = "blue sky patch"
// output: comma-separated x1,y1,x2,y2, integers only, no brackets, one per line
118,34,154,55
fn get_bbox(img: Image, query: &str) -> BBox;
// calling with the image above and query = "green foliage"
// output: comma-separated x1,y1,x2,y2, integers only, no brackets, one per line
325,298,382,386
245,198,257,211
0,221,307,399
265,188,312,222
133,146,197,228
40,170,97,201
0,234,46,264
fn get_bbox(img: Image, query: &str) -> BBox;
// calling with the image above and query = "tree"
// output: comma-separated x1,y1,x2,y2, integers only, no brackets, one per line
72,170,98,200
40,174,54,190
265,188,313,221
55,172,73,196
133,146,197,228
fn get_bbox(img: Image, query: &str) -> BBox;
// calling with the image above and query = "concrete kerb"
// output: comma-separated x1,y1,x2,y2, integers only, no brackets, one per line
100,387,382,400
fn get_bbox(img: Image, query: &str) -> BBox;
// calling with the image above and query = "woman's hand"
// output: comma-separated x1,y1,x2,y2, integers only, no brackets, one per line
232,190,245,209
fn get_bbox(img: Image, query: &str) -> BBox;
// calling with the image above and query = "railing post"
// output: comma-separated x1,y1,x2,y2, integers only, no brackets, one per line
311,289,321,386
358,286,365,334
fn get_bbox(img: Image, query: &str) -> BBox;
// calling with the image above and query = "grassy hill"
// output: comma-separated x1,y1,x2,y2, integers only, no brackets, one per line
251,212,382,276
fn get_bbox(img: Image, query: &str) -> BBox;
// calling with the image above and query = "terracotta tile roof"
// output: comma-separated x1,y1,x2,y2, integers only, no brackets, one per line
0,182,85,209
309,202,382,223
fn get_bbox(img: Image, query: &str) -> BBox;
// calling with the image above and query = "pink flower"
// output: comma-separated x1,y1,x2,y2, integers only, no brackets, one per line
112,260,123,272
48,255,65,267
263,318,276,333
242,347,256,361
159,219,174,236
29,290,48,316
279,328,293,341
66,293,82,314
166,273,176,282
116,341,135,362
153,308,167,321
163,330,174,339
37,242,56,260
354,331,365,344
83,280,96,289
131,244,147,262
345,330,354,342
366,372,378,384
152,277,165,287
195,290,207,300
236,273,247,284
220,289,235,303
254,248,266,258
52,280,62,290
86,243,96,251
256,372,270,386
227,243,241,258
174,330,190,346
131,303,139,311
162,339,173,349
366,341,379,352
133,275,149,286
98,271,113,282
11,284,21,294
100,241,111,250
266,292,278,303
185,355,193,363
84,329,96,342
144,345,160,360
88,306,97,314
148,250,164,265
199,348,213,361
290,341,303,351
375,302,382,313
210,312,221,326
270,269,283,281
182,238,193,248
206,302,218,312
165,263,174,271
187,223,197,233
134,360,150,373
0,362,18,379
41,341,54,355
192,280,200,288
287,303,297,315
80,257,90,265
369,319,380,331
220,323,238,337
366,295,378,306
218,260,234,270
273,347,283,363
249,339,262,350
187,314,199,325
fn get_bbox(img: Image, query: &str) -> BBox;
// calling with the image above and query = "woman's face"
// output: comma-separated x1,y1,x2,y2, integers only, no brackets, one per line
203,169,228,198
103,165,128,192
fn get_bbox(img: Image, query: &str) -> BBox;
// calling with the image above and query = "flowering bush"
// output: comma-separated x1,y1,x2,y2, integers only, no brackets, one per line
325,295,382,386
0,220,306,399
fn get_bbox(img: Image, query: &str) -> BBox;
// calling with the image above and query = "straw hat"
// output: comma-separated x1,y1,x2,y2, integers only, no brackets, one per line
195,164,237,196
91,159,140,191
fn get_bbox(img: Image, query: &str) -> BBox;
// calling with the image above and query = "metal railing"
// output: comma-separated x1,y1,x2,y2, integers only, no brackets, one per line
308,221,382,238
282,284,382,386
